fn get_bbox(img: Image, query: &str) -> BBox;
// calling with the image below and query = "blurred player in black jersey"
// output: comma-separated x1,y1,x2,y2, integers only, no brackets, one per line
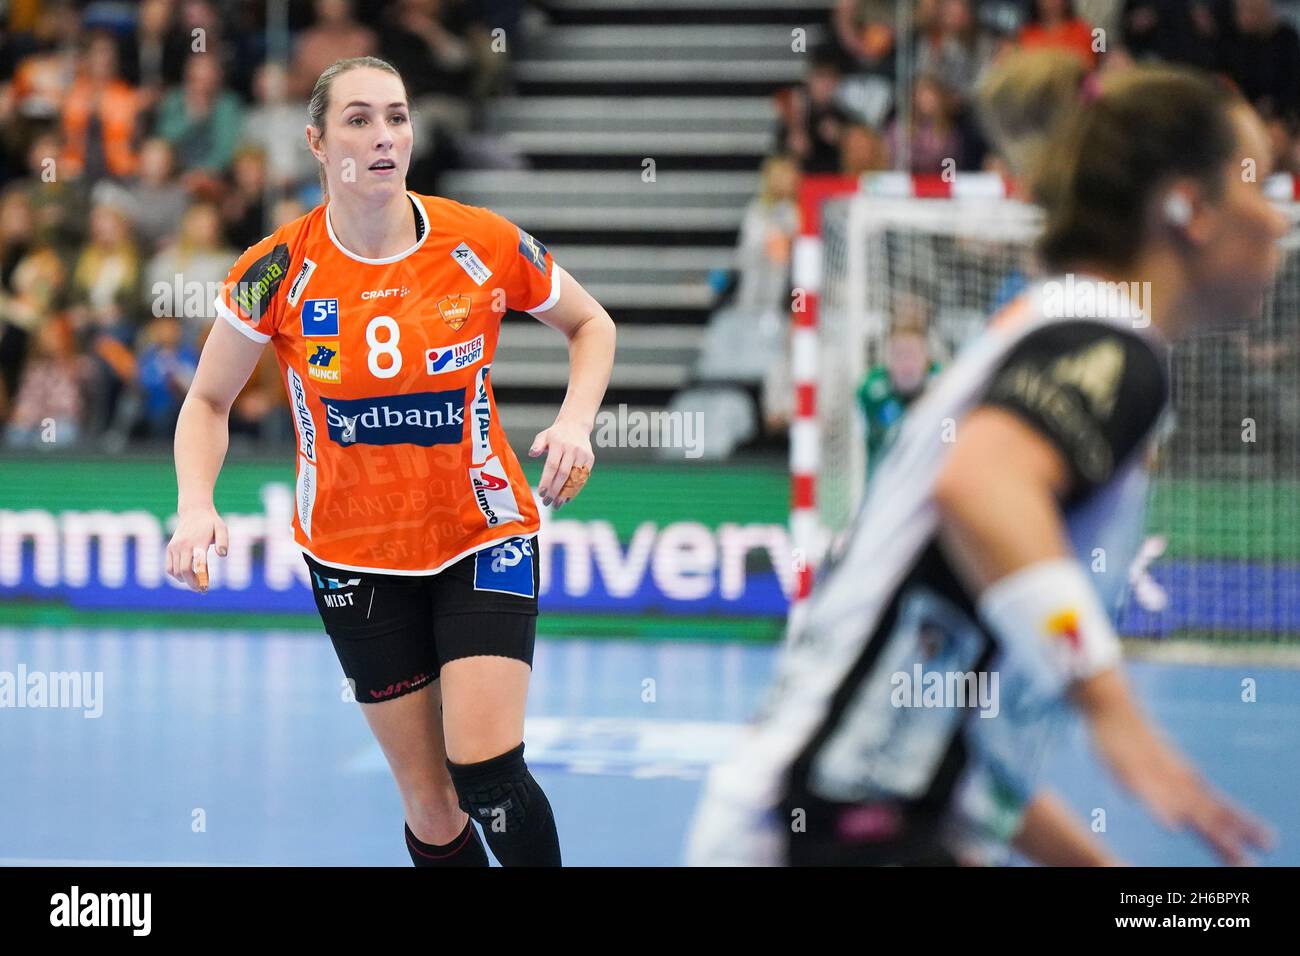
688,66,1283,866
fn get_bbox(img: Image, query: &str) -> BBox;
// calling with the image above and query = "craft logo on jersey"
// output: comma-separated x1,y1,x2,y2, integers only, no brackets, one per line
436,294,471,331
322,390,465,447
426,333,484,375
517,228,548,275
450,242,492,286
231,243,290,322
307,341,341,383
302,298,340,337
469,456,522,528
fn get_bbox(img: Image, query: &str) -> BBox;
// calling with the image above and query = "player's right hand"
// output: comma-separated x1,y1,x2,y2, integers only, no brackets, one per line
166,507,229,593
1092,707,1274,865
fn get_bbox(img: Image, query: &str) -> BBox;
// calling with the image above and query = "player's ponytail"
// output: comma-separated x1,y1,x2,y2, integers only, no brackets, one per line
1032,66,1241,273
307,55,405,202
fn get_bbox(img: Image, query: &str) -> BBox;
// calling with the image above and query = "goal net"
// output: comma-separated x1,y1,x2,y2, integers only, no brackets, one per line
808,176,1300,649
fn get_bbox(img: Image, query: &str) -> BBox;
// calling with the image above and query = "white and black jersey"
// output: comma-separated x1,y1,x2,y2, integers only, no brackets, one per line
688,276,1171,866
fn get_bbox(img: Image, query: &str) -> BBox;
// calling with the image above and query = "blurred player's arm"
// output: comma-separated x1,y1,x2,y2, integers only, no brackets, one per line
1012,790,1119,866
527,266,616,507
933,328,1272,864
167,318,266,591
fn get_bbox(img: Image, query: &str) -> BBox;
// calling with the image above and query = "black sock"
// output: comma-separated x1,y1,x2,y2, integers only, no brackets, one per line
447,743,562,867
404,818,489,867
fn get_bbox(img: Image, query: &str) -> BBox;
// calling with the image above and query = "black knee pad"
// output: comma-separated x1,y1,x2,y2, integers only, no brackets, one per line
447,742,538,835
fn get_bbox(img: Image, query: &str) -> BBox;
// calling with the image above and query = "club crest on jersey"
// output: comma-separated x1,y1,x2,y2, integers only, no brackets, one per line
426,333,484,375
302,298,340,337
451,242,492,286
322,390,465,447
437,294,471,331
307,341,341,383
517,228,548,275
473,536,535,597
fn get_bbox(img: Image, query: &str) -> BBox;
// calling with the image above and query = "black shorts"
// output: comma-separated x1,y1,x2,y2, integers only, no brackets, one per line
304,535,540,704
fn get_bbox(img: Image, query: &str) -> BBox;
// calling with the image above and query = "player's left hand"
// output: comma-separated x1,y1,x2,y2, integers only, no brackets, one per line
530,417,595,509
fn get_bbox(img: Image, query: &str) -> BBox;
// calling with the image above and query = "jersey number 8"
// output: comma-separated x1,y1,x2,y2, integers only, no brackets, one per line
366,315,402,379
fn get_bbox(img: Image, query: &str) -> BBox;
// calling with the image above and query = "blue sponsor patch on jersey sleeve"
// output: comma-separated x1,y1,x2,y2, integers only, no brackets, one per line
302,298,339,337
516,228,548,276
474,536,535,597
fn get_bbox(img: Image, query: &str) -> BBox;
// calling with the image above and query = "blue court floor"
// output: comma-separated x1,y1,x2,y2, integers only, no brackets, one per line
1,627,1297,866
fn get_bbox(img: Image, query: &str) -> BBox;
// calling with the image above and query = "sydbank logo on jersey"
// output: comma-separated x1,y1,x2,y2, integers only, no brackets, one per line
470,456,522,527
426,334,484,375
322,390,465,447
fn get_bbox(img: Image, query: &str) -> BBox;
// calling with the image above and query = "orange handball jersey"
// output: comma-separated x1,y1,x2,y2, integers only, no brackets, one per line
213,192,558,574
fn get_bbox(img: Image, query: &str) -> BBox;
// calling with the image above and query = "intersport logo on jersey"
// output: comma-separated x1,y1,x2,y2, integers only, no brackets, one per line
322,390,465,447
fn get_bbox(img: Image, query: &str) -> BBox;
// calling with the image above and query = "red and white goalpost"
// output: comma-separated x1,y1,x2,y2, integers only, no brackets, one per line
787,171,1300,644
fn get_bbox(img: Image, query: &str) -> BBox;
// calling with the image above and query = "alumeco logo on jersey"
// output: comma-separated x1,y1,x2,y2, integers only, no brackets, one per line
321,390,466,447
426,334,484,375
469,456,523,527
469,365,493,463
231,243,291,321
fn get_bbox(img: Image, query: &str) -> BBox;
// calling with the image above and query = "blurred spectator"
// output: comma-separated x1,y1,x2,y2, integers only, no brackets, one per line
916,0,997,93
832,0,897,76
382,0,474,100
145,202,235,344
69,200,141,434
778,51,853,174
292,0,379,98
13,129,88,254
0,190,39,405
121,0,190,103
271,196,309,229
221,146,270,251
154,55,245,185
131,315,198,439
230,345,291,443
840,122,889,176
5,316,84,448
121,138,190,251
1217,0,1300,121
733,155,800,315
0,2,81,135
1121,0,1221,69
885,73,965,174
59,31,142,182
242,61,317,194
1017,0,1099,68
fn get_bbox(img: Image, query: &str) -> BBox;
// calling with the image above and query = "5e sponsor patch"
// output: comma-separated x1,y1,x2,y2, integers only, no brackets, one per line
302,298,340,337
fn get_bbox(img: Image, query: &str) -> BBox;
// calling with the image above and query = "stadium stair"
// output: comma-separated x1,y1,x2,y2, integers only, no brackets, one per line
440,0,833,456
